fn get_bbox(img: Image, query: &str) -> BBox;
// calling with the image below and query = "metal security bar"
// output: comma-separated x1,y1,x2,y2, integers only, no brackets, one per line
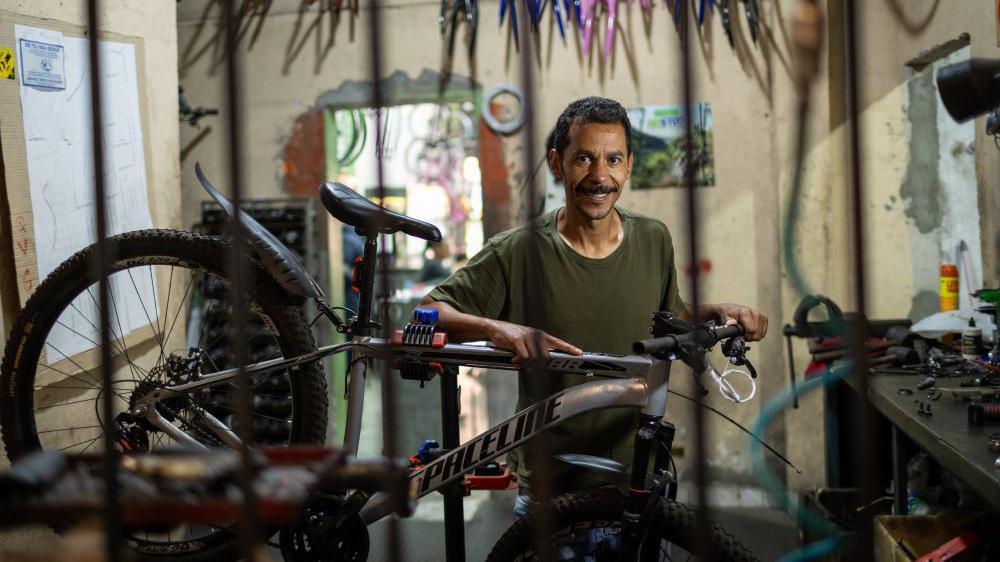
84,3,121,561
73,0,883,560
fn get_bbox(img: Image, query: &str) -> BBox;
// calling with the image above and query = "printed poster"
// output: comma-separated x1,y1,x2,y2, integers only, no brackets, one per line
627,103,715,189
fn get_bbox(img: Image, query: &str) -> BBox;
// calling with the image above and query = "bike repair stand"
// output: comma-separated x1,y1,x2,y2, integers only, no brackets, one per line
440,363,466,562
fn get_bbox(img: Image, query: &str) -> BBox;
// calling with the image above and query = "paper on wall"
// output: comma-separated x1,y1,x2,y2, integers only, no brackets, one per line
18,32,65,90
14,24,156,361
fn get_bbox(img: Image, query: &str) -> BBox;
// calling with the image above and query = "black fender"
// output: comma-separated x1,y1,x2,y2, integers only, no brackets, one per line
195,162,325,300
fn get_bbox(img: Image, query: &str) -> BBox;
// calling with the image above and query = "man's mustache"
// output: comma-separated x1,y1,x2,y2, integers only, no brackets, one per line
574,185,619,196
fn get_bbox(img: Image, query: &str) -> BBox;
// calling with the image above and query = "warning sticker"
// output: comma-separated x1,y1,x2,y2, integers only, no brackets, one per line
0,48,14,80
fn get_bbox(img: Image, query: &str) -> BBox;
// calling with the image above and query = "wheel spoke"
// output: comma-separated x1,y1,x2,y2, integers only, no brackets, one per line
41,342,104,389
161,265,174,343
207,401,292,424
57,436,103,452
127,267,167,368
107,284,144,382
37,424,103,435
78,436,101,454
83,287,144,382
161,270,197,359
54,318,151,379
34,396,105,411
67,302,148,375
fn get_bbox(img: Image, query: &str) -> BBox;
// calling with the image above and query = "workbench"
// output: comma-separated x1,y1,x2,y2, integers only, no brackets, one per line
846,372,1000,513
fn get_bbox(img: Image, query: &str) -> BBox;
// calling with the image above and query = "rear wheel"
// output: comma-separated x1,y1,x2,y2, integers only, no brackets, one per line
486,487,759,562
0,229,329,560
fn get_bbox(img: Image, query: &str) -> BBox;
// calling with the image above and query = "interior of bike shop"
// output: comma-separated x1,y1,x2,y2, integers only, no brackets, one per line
2,1,1000,561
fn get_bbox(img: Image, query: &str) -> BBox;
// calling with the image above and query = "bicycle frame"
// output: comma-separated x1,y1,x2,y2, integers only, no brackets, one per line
163,174,690,555
136,335,674,525
346,341,672,524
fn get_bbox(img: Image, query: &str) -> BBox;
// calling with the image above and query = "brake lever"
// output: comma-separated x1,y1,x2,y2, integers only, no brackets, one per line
721,336,756,378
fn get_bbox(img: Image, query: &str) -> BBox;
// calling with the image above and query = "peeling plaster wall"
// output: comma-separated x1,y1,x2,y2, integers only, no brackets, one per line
772,0,1000,493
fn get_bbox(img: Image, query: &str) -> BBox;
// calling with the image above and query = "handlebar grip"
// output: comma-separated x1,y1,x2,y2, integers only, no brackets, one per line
632,336,677,355
714,324,745,339
632,324,745,356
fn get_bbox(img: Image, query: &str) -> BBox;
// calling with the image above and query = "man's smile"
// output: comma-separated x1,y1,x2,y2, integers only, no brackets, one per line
573,185,618,206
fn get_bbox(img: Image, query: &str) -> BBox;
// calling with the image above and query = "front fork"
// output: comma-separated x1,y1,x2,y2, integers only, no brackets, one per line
618,416,677,562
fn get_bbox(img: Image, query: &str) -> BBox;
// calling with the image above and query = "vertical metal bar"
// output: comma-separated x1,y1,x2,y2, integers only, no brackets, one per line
366,0,403,560
677,1,711,557
86,3,121,561
516,6,557,562
440,366,466,561
221,0,261,557
844,0,879,552
844,0,866,320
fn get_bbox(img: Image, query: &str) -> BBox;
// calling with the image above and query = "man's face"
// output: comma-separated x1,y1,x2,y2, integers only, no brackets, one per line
549,122,633,222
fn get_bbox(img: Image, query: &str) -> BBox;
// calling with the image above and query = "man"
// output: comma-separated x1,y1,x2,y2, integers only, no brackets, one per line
418,96,767,513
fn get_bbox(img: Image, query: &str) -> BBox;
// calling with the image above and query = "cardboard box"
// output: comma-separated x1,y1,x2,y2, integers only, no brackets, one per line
873,515,961,562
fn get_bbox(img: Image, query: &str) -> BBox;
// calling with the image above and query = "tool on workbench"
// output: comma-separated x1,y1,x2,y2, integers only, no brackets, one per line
969,402,1000,425
940,386,1000,401
973,288,1000,363
783,295,845,409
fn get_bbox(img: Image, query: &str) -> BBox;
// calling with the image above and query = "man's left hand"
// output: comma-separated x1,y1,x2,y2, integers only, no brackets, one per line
712,304,768,341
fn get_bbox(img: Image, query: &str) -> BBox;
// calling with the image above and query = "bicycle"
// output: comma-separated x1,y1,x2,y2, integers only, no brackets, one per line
1,162,762,561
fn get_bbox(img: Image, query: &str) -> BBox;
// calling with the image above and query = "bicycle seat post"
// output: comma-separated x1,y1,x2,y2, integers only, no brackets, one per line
354,235,379,336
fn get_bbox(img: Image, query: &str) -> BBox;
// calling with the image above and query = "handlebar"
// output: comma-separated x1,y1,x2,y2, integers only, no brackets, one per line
632,323,745,356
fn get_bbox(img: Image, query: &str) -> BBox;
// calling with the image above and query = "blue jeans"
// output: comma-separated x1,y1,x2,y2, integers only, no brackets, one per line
513,489,620,561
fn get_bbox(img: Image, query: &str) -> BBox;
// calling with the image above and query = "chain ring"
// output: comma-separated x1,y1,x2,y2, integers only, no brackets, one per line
279,495,370,561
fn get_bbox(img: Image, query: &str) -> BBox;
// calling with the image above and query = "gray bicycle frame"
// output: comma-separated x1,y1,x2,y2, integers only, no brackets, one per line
138,336,672,524
345,339,671,525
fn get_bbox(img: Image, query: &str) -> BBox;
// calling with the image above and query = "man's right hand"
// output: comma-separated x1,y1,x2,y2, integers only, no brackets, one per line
483,319,583,365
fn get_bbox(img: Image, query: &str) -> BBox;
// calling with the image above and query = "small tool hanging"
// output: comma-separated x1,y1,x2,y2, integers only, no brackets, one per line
743,0,759,43
581,0,617,60
697,0,714,27
499,0,520,48
550,0,568,41
440,0,479,59
719,0,733,47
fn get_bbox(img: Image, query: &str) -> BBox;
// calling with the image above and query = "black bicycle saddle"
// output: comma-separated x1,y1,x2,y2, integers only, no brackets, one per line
320,182,442,242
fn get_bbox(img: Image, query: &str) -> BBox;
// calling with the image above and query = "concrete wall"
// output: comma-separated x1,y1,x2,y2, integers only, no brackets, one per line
772,0,1000,493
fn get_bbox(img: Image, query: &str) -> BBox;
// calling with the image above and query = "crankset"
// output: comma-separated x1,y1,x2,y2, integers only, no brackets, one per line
279,494,370,561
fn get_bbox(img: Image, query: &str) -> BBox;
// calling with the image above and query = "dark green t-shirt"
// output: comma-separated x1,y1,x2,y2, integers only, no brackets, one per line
428,206,685,494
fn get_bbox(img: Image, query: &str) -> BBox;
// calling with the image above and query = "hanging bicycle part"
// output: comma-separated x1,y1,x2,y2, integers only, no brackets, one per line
720,0,734,47
441,0,478,60
581,0,617,60
743,0,759,43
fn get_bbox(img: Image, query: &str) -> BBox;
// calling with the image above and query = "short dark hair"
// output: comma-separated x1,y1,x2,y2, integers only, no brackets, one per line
550,97,632,157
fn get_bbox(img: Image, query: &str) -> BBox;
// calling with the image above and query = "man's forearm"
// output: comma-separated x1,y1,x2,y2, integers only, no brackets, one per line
416,298,495,342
